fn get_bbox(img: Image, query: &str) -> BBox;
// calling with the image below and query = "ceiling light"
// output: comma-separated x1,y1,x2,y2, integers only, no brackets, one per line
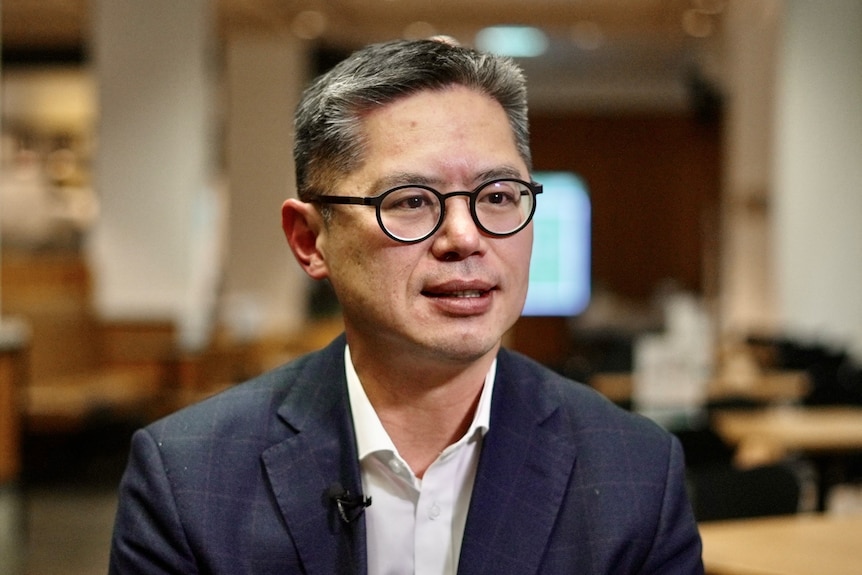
403,21,437,40
692,0,727,15
570,21,604,51
291,10,327,40
682,9,714,38
475,26,549,58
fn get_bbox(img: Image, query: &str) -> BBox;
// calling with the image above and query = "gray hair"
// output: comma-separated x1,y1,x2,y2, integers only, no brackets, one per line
293,38,532,202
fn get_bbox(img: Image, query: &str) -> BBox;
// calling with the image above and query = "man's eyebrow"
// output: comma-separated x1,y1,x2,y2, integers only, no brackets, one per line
373,172,436,191
371,166,526,193
475,166,525,182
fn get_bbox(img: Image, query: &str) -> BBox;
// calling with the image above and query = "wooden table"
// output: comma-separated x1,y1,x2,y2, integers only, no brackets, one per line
712,406,862,455
0,320,29,484
712,406,862,510
699,513,862,575
24,367,163,434
590,371,810,406
712,405,862,469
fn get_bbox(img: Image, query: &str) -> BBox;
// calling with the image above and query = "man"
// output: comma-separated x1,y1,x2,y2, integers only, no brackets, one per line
109,38,703,574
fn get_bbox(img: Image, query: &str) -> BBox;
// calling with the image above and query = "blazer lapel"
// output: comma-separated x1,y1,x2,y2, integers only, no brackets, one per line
261,337,367,575
458,350,579,575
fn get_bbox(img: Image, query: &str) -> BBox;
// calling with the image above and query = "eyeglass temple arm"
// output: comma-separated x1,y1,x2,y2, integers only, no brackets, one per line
314,195,376,206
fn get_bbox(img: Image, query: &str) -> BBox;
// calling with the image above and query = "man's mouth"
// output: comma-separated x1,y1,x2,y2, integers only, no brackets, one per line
423,289,486,298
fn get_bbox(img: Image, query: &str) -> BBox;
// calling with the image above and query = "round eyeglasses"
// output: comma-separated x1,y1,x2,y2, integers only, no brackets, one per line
313,178,542,244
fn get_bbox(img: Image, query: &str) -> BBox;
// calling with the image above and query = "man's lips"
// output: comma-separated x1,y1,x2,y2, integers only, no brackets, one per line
422,289,487,298
420,281,496,298
421,280,497,315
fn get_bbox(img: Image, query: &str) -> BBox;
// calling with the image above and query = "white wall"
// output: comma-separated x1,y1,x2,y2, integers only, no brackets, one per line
87,0,219,349
718,0,781,337
774,0,862,358
221,35,311,341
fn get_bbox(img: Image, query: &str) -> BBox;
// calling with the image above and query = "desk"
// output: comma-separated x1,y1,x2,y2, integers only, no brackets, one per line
590,371,810,405
699,513,862,575
712,406,862,455
25,367,162,434
712,406,862,510
0,319,29,484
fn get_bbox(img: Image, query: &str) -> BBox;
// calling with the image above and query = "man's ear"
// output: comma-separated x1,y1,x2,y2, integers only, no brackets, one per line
281,198,329,280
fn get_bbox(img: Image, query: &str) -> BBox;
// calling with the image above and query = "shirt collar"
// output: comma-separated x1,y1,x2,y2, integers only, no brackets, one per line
345,344,495,461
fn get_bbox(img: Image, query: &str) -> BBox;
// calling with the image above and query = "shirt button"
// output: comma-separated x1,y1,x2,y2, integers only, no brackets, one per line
388,458,404,474
429,503,441,519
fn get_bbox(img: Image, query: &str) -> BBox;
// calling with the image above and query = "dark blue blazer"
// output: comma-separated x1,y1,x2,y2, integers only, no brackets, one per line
109,335,703,574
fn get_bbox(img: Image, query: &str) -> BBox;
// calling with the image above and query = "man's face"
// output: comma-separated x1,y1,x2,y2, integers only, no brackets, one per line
317,85,533,364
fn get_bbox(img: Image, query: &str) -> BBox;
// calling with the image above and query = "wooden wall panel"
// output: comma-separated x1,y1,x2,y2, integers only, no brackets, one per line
528,112,722,302
510,112,722,368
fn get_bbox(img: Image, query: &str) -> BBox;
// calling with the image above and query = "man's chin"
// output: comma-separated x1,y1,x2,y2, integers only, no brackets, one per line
415,332,502,365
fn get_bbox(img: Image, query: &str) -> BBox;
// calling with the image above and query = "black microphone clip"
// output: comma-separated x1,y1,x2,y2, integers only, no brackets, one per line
327,482,372,524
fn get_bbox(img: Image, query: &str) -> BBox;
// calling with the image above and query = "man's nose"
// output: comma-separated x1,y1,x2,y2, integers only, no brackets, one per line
431,196,483,258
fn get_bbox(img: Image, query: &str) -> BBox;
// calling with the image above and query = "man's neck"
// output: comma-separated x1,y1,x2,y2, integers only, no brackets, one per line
347,340,496,477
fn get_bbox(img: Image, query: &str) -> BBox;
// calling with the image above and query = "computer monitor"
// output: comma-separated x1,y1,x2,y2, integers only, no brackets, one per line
522,171,591,317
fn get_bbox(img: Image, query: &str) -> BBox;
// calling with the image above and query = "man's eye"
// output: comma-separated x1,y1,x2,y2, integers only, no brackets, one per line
402,196,429,209
384,190,436,211
485,192,515,205
479,187,521,207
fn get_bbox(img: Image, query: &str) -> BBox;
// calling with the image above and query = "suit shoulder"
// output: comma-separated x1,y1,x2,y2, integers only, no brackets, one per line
497,348,672,441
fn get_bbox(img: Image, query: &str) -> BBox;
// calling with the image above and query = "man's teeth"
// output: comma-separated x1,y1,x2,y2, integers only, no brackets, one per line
424,288,487,298
446,290,483,298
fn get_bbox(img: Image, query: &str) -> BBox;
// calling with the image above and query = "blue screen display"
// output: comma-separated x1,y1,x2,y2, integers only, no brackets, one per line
522,171,591,316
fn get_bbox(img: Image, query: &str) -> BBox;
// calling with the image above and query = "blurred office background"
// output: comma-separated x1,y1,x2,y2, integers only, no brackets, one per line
0,1,860,573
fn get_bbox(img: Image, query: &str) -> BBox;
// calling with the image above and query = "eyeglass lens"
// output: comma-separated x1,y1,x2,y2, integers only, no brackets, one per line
379,179,535,241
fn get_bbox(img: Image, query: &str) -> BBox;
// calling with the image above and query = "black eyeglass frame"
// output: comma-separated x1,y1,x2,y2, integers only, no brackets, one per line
313,177,543,244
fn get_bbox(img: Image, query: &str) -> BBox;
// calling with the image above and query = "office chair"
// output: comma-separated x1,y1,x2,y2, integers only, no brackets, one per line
688,462,802,522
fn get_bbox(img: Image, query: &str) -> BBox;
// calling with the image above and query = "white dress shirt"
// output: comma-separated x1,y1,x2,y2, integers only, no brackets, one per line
344,345,495,575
